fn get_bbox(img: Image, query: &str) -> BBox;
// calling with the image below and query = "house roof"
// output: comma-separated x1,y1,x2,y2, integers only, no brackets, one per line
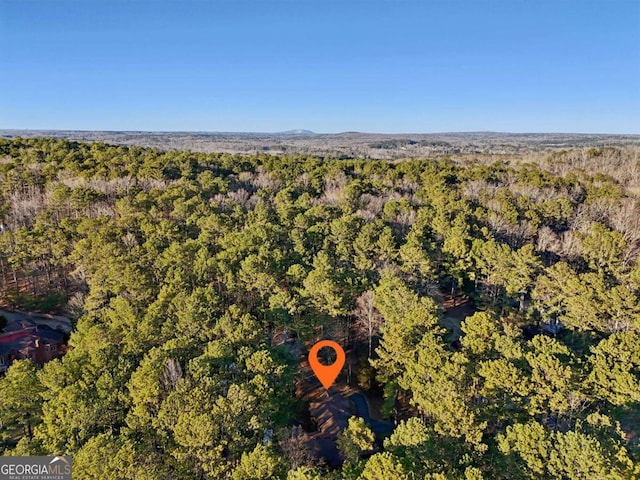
0,327,65,359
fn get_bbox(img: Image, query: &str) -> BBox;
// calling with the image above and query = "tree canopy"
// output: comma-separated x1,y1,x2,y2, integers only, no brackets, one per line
0,137,638,478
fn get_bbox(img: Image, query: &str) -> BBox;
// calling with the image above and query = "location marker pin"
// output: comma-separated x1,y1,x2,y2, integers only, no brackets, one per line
309,340,345,389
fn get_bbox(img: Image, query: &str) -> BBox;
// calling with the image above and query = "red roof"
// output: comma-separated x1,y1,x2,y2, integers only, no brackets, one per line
0,330,36,344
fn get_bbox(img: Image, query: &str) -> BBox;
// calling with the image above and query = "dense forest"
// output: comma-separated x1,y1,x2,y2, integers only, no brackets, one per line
0,137,639,479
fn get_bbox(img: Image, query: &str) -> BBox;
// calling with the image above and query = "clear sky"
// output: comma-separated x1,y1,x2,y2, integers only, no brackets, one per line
1,0,639,133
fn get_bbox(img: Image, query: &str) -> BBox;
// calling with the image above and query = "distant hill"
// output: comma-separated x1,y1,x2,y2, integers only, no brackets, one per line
276,129,315,135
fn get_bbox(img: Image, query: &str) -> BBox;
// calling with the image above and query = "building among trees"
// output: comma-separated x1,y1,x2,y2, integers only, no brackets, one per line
0,317,66,372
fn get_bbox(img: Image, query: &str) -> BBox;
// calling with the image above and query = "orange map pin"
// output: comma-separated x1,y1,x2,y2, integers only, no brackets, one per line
309,340,345,389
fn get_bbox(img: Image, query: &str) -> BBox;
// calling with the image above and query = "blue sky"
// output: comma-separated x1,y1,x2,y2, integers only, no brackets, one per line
1,0,639,133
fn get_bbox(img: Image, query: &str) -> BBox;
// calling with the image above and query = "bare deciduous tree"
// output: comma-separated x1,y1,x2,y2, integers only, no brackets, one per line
353,291,382,359
278,426,317,471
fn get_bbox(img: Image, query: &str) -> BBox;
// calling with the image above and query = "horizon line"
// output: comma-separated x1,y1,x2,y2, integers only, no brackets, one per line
1,128,639,137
